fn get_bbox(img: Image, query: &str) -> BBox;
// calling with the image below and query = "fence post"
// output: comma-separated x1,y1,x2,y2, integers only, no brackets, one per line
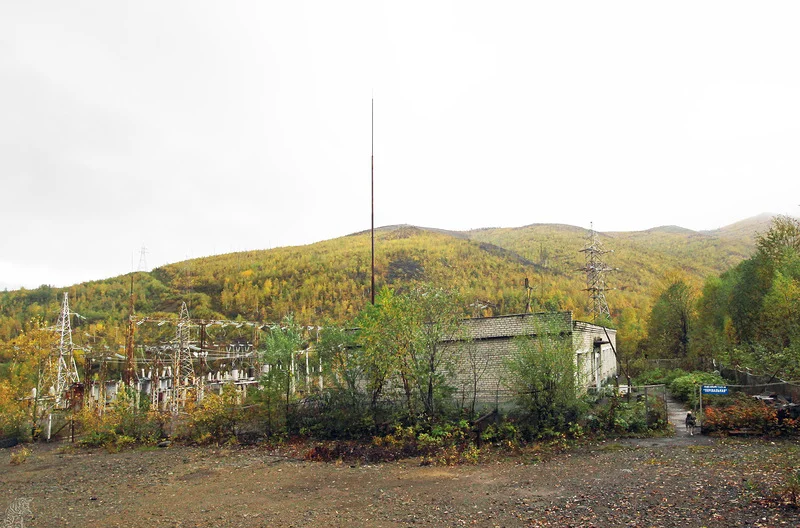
698,385,703,428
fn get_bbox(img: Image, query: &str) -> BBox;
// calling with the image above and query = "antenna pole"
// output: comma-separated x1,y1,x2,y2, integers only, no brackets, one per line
371,98,375,304
125,274,135,385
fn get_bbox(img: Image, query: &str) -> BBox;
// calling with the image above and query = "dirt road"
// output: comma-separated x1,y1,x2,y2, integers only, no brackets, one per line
3,432,798,527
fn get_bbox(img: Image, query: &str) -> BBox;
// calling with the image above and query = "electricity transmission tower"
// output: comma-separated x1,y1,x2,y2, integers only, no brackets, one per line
53,293,81,409
578,223,615,324
137,245,148,272
171,302,196,412
37,293,80,409
34,293,81,440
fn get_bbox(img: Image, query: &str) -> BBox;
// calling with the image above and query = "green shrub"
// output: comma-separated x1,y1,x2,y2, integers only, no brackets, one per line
568,422,585,439
588,397,669,435
669,371,726,407
480,422,520,447
178,383,242,444
77,387,165,447
634,368,688,386
0,398,29,443
286,388,376,440
80,429,117,448
77,404,118,447
505,329,588,438
104,434,137,453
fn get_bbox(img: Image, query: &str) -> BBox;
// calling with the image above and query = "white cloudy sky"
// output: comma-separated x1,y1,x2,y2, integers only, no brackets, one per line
2,1,799,290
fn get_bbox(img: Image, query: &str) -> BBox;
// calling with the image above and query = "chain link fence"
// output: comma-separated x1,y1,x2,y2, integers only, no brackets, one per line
720,366,800,403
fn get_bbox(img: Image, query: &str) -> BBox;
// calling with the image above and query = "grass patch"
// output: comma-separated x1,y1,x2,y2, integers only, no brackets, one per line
599,442,629,452
9,445,30,465
56,444,77,455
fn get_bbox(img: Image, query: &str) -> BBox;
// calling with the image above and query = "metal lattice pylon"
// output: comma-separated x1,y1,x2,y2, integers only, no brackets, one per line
171,302,195,412
578,223,615,323
54,293,80,408
137,245,148,272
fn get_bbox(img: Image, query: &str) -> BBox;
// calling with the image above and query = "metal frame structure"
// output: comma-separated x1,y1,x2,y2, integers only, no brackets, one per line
106,306,313,412
53,293,81,409
578,223,615,323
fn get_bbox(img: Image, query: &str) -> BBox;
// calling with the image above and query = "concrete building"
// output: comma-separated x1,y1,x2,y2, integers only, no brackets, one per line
445,311,617,407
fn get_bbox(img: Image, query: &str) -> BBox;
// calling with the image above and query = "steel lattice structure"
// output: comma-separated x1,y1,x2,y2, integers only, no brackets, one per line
170,302,196,412
578,224,615,323
98,303,318,412
54,293,80,408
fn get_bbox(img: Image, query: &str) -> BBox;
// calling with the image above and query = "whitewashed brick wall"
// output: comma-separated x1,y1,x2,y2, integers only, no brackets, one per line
445,312,617,402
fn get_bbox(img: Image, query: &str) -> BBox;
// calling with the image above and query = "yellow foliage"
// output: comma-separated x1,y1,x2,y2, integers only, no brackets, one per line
1,224,760,360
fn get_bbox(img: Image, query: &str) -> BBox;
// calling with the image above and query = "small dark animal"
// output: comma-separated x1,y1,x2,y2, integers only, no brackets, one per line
685,412,697,435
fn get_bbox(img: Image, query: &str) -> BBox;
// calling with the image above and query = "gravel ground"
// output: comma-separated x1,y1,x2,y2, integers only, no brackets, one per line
2,433,798,528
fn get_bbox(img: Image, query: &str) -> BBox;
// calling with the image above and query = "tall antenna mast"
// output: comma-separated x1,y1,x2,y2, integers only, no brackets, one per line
371,98,375,304
578,223,615,323
124,274,136,385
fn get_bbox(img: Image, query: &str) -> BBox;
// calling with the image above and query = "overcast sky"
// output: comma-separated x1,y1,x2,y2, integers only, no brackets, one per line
2,1,799,290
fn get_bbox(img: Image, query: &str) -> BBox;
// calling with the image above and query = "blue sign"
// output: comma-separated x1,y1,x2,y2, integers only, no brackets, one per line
702,385,729,395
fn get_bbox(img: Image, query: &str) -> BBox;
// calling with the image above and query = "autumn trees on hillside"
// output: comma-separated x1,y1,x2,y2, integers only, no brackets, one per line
640,216,800,380
3,221,753,350
355,286,466,419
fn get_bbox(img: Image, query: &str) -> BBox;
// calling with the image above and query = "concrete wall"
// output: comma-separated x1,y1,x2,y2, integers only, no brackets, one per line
573,321,617,387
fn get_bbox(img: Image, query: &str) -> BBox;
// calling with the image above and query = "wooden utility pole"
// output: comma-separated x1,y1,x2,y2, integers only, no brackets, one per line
524,277,533,313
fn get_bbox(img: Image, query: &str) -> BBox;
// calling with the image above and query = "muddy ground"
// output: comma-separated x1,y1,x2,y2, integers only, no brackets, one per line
2,432,799,528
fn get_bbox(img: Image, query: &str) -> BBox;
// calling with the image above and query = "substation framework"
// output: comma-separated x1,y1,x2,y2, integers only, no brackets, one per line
35,296,323,422
91,303,323,413
120,303,267,413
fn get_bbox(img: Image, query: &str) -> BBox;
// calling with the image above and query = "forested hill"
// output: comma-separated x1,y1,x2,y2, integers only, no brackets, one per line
0,215,774,347
465,217,765,303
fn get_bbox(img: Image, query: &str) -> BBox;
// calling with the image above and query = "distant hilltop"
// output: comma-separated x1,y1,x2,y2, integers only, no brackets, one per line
0,213,779,343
